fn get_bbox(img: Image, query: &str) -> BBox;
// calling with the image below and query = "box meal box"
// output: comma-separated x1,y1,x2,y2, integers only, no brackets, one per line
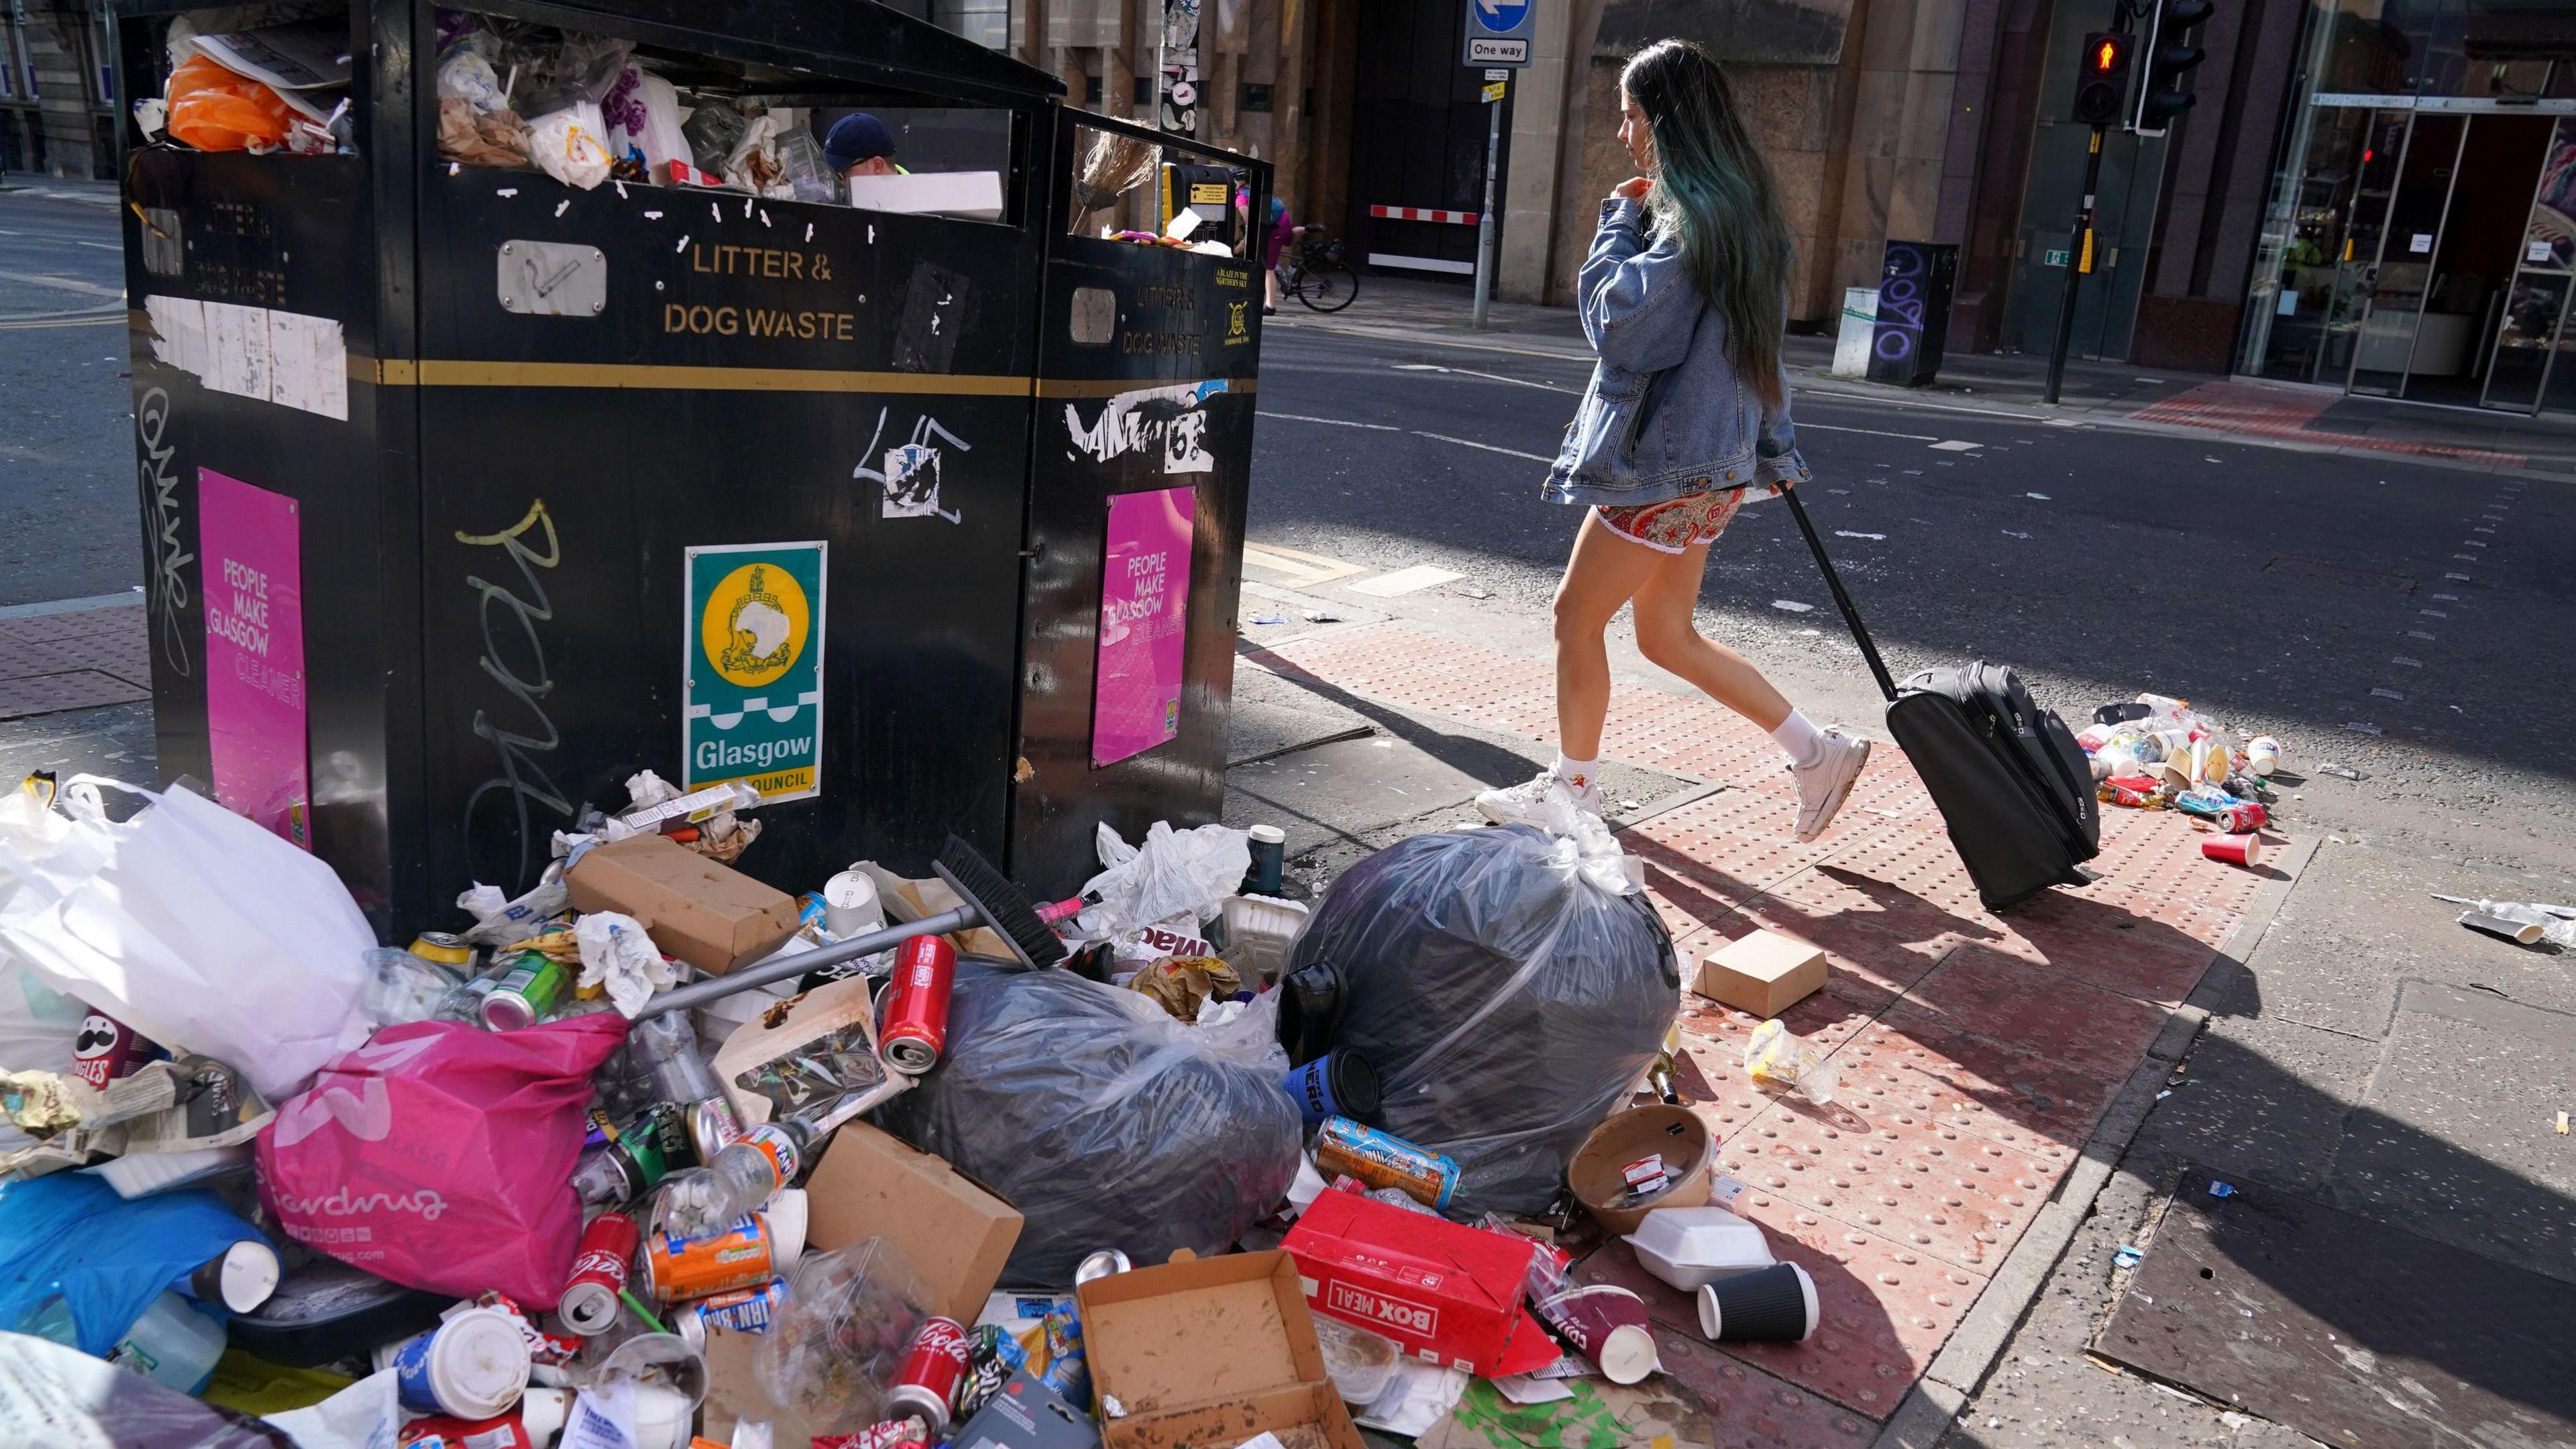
1279,1189,1559,1377
564,833,801,975
1074,1249,1364,1449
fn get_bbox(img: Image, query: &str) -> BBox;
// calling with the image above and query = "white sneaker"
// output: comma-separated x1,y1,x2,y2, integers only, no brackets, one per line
1476,769,1603,827
1790,730,1870,842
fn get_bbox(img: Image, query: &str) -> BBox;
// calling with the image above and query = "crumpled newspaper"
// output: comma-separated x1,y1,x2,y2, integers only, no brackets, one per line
2,1054,272,1179
576,910,679,1018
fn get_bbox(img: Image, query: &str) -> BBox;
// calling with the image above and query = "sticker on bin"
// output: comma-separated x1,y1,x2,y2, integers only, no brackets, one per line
682,541,826,804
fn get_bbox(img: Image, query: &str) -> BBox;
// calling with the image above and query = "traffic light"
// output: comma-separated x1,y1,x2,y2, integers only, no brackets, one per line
2133,0,2212,134
2072,32,2132,127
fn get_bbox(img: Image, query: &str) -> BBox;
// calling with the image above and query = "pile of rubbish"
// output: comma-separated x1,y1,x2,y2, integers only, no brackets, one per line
2074,693,2285,869
135,13,912,208
0,762,1833,1449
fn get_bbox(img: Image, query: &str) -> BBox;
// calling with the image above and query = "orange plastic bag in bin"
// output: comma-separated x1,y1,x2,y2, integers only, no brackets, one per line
166,53,294,151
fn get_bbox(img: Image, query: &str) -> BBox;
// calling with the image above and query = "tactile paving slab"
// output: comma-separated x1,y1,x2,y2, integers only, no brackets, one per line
1715,1096,2062,1272
1652,1331,1880,1448
1835,1014,2119,1159
1900,943,2171,1081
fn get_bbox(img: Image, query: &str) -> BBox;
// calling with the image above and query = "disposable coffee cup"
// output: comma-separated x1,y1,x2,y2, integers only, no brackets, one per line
625,1381,694,1449
1696,1262,1819,1344
1532,1285,1659,1385
1283,1049,1381,1126
517,1387,574,1449
822,870,885,938
1244,824,1287,895
2202,833,2263,868
376,1306,531,1419
2461,911,2545,946
185,1240,280,1313
2247,736,2282,776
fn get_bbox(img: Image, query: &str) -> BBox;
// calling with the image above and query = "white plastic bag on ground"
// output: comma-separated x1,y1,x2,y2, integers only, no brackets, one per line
1076,820,1251,941
0,777,372,1102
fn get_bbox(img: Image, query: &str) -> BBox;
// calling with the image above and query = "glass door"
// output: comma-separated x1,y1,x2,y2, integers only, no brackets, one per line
2318,111,2412,387
2349,113,2467,395
2483,116,2576,411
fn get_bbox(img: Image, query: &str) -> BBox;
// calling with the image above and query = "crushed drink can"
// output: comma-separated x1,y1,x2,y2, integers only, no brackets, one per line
2213,800,2267,833
885,1316,971,1432
1313,1116,1460,1211
670,1275,787,1352
558,1212,639,1336
480,951,570,1030
409,932,476,968
813,1417,930,1449
878,936,956,1075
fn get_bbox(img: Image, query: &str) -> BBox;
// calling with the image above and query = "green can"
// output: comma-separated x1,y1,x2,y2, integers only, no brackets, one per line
480,951,570,1030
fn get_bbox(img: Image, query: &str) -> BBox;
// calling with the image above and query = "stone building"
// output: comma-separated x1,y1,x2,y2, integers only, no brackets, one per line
1,0,115,182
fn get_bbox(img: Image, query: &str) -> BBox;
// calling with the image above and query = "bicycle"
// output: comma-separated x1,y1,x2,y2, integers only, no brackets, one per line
1280,223,1359,313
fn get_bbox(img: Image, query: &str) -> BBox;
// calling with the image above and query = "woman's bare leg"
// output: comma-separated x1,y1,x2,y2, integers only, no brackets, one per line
1552,509,1674,759
1627,535,1792,729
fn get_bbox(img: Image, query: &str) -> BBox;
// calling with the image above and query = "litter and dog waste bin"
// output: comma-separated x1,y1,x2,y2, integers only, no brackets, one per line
116,0,1269,935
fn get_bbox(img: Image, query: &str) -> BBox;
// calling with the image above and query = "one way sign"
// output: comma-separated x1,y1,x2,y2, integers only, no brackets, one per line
1462,0,1536,66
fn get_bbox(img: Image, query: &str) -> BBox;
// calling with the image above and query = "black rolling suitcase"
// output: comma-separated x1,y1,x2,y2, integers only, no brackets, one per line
1782,490,2098,910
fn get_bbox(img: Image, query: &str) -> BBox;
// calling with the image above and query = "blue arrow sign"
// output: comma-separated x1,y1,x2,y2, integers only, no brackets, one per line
1474,0,1530,33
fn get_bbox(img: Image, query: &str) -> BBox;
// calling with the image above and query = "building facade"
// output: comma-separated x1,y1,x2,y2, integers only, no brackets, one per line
1,0,115,181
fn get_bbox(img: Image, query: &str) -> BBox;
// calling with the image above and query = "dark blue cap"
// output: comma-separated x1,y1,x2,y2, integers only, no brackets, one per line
821,112,896,171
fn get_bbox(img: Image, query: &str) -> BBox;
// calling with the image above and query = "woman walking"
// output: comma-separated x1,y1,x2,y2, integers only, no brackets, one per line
1477,39,1870,841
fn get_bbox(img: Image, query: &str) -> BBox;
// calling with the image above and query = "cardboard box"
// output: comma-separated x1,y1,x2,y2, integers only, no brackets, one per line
801,1122,1023,1325
1076,1249,1364,1449
1693,928,1827,1017
951,1367,1100,1449
846,170,1007,221
564,833,801,975
699,1320,825,1445
1279,1191,1559,1377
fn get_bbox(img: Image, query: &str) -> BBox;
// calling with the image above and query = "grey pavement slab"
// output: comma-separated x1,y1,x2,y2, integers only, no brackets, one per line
2131,1012,2387,1198
2332,980,2576,1284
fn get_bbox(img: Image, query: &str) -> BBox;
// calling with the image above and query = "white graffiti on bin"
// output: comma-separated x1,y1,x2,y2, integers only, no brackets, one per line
137,386,195,677
1065,379,1226,474
455,499,576,890
855,407,971,523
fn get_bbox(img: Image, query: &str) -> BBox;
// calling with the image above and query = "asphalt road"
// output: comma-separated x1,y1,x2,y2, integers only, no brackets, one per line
0,190,136,608
1248,320,2576,875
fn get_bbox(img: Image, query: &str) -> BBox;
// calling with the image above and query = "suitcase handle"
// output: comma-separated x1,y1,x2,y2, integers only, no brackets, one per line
1781,486,1900,704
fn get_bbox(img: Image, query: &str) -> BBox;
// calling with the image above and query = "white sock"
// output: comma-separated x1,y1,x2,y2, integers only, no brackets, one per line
1551,753,1599,794
1771,710,1827,770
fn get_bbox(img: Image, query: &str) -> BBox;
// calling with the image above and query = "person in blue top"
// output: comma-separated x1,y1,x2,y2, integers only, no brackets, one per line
1476,40,1870,844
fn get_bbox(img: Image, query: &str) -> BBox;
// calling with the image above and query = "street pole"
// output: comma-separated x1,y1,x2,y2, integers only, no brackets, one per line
2043,123,2106,406
1471,91,1503,331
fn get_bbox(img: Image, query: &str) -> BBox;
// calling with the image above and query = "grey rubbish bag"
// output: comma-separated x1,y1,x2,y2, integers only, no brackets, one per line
1287,822,1678,1218
881,962,1303,1286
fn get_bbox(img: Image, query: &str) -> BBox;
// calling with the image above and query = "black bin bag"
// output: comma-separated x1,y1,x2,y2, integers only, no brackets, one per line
881,961,1303,1286
1287,822,1678,1218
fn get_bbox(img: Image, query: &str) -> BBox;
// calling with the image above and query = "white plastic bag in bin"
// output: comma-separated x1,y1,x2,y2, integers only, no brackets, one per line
0,776,372,1101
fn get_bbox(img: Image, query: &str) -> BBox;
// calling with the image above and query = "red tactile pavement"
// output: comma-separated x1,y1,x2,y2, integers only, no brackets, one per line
2128,380,2524,467
1250,621,2294,1427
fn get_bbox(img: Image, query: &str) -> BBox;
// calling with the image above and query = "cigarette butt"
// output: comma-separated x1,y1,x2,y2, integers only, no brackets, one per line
2559,1111,2570,1135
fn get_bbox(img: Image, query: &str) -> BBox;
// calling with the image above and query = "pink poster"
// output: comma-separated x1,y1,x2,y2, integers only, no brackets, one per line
1093,486,1196,767
198,468,311,848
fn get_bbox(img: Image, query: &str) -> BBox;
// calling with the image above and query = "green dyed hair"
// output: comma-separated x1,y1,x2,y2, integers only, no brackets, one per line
1621,39,1792,405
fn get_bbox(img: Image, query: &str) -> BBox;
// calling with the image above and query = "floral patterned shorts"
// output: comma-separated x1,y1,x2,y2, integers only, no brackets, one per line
1593,485,1748,553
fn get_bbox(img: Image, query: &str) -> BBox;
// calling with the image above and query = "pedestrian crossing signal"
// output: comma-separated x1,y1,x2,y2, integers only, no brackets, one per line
2072,31,2131,126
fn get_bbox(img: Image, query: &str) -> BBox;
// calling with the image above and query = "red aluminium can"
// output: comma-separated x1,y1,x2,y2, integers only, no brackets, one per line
558,1212,640,1336
2213,800,2268,833
879,936,956,1077
885,1316,971,1432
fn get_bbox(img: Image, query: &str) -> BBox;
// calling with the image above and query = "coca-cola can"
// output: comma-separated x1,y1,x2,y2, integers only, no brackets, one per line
884,1316,971,1432
2214,800,2268,833
559,1212,640,1336
813,1417,930,1449
879,937,957,1077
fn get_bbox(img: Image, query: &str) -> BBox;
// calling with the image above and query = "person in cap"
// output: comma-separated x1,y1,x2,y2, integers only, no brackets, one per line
821,112,902,179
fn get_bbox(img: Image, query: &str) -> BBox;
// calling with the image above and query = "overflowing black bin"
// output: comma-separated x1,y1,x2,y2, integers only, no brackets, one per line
116,0,1268,935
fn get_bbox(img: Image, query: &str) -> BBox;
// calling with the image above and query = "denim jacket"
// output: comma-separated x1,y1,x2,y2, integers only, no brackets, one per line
1543,197,1810,507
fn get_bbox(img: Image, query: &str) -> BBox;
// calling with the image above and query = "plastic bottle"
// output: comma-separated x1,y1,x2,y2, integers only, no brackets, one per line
627,1011,744,1161
659,1087,881,1233
25,1291,227,1393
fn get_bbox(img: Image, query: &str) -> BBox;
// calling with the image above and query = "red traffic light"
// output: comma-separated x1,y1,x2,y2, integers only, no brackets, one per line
2087,34,2131,73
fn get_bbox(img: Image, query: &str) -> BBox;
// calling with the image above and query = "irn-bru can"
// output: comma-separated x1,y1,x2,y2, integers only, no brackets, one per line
671,1277,788,1352
1313,1117,1460,1211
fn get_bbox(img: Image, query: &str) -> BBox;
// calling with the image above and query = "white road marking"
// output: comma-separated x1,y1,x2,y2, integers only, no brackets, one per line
1391,362,1578,394
1260,411,1401,431
1929,439,1982,452
1349,565,1464,598
1412,430,1556,462
1242,542,1367,588
1799,421,1940,442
